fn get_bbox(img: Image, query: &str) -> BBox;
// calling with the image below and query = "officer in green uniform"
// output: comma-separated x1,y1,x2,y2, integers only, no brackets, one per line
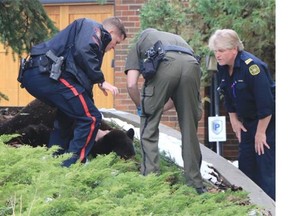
124,28,206,194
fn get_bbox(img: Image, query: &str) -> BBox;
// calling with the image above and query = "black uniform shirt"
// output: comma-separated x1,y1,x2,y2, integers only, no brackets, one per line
217,51,275,120
30,18,111,93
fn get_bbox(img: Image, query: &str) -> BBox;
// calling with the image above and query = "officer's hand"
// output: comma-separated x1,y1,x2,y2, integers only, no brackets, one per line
231,121,247,143
255,132,270,155
98,81,119,96
95,129,110,142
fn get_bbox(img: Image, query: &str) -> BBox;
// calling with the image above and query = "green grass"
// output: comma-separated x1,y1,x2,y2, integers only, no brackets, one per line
0,134,266,216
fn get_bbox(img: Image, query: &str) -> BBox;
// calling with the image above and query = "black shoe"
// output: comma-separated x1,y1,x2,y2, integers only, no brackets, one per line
196,187,208,194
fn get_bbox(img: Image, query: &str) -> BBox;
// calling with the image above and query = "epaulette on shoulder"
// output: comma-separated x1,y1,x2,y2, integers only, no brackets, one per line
244,58,253,65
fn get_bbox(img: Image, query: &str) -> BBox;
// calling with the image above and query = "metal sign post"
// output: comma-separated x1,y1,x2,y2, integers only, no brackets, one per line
206,55,226,155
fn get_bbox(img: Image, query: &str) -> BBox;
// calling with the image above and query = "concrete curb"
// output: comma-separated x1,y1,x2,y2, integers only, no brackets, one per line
100,109,275,215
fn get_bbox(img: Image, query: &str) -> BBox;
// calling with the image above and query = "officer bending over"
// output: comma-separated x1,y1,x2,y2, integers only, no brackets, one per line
125,28,206,194
18,17,127,167
208,29,275,200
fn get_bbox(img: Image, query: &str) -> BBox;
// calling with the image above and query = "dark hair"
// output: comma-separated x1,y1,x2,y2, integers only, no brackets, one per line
102,16,127,39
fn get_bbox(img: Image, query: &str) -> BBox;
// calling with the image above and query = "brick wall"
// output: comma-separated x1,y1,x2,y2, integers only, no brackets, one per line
113,0,238,160
113,0,145,112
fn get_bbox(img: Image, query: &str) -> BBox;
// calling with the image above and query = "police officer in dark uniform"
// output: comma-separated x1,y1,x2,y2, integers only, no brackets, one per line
18,17,127,167
208,29,275,200
125,28,206,194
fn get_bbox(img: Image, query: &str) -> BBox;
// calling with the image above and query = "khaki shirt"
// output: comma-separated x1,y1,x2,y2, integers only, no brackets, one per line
124,28,193,74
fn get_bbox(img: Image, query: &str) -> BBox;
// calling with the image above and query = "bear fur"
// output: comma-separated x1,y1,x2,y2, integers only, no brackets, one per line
90,128,135,160
13,121,136,160
0,99,136,159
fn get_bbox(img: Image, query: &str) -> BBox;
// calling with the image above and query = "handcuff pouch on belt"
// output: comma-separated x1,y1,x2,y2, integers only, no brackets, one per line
141,40,165,80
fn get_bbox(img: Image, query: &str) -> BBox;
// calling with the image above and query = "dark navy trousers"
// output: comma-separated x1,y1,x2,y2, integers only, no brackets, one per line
239,116,275,200
22,68,102,167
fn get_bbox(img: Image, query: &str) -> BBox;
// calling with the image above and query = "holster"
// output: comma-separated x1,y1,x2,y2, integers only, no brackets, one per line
17,58,27,88
141,40,165,80
22,50,64,81
46,50,64,80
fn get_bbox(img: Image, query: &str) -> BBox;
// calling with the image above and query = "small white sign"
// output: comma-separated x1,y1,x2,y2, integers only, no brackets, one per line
208,116,226,142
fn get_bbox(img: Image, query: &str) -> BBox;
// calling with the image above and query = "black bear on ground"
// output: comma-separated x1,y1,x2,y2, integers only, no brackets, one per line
0,99,136,160
90,128,135,160
10,121,136,160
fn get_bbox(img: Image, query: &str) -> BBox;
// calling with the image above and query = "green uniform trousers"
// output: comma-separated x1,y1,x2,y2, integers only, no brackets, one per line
140,51,204,188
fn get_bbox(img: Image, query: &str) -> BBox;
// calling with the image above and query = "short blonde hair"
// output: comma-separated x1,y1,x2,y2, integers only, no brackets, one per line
102,16,127,39
208,29,244,51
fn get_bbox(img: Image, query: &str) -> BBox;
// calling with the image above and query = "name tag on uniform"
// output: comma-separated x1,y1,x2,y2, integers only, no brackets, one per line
208,116,227,142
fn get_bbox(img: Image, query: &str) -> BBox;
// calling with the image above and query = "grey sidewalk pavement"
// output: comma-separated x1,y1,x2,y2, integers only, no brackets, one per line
100,109,275,216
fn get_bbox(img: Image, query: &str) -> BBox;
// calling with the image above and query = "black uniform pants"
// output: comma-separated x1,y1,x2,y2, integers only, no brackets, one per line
239,116,275,200
22,68,102,167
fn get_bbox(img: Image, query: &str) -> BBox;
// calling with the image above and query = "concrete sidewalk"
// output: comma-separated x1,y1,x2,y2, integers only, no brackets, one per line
100,108,275,215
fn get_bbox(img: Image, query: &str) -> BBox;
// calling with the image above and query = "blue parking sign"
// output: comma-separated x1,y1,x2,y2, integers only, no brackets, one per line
212,119,223,135
208,116,226,142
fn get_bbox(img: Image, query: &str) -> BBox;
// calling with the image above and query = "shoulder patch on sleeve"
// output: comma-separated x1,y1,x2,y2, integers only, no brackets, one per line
245,58,253,65
249,64,260,76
